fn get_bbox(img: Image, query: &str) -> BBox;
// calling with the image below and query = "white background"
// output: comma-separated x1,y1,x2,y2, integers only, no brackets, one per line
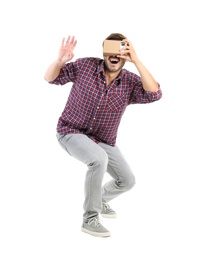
0,0,211,259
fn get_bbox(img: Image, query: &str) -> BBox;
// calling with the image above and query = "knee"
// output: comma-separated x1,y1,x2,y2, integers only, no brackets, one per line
88,151,108,171
117,173,136,191
125,174,136,190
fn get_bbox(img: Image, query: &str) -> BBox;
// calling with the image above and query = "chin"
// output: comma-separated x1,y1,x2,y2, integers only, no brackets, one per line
108,67,121,73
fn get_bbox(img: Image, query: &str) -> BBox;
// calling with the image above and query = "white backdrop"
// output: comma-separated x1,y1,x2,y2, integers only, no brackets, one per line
1,0,211,259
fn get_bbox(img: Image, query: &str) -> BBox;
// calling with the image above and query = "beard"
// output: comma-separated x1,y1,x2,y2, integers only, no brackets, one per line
104,59,125,73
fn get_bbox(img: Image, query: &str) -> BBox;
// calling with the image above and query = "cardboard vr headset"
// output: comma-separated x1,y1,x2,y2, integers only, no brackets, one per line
103,40,126,56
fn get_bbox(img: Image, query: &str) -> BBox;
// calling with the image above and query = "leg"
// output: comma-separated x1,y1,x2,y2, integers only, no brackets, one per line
56,133,108,221
98,143,136,203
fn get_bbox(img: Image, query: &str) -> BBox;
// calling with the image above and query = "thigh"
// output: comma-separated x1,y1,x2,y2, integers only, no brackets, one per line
57,133,107,166
99,142,134,181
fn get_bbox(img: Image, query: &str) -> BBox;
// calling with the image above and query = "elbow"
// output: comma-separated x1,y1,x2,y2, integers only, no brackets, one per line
44,74,51,83
44,73,48,82
154,83,162,100
44,76,48,82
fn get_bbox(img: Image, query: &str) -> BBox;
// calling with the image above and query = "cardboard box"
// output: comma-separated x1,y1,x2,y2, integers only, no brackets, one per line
103,40,126,56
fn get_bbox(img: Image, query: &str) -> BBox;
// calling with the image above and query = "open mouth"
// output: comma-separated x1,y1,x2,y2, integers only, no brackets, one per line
109,56,120,64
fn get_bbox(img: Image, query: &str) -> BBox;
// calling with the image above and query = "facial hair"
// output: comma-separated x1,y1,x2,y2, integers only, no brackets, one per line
104,58,125,73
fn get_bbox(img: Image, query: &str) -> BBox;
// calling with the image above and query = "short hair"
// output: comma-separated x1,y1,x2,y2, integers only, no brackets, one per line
105,33,127,41
103,33,127,46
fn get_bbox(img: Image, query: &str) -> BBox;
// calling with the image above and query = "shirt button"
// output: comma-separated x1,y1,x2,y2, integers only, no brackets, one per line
90,128,92,130
93,118,95,120
97,107,99,109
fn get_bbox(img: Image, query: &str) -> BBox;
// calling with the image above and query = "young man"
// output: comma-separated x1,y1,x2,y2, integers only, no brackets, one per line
44,33,162,237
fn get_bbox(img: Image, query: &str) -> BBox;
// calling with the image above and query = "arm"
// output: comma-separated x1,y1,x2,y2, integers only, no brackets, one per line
44,35,77,82
118,39,159,92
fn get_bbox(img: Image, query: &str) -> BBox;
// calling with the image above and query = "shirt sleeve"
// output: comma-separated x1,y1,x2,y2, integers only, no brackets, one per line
129,74,162,104
49,59,82,85
143,83,162,102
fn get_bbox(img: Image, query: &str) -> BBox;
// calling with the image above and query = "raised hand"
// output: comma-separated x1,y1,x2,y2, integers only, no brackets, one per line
58,35,77,64
117,39,139,63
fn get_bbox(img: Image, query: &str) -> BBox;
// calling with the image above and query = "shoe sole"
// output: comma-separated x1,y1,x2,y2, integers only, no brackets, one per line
81,227,111,237
101,214,117,218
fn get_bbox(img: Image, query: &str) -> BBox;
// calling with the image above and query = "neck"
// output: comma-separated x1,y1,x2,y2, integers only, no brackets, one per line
104,70,120,87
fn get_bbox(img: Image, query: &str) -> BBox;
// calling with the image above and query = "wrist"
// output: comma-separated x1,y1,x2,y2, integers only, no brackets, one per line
56,58,66,67
133,58,142,66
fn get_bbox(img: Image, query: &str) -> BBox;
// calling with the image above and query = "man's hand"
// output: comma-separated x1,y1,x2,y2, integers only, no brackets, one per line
118,39,159,92
44,35,77,82
117,39,139,63
58,35,77,64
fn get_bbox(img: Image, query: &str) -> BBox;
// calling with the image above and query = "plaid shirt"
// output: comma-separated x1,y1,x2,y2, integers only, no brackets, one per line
49,57,162,146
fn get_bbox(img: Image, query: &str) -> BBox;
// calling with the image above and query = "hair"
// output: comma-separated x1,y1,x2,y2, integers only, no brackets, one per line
102,33,127,46
105,33,127,41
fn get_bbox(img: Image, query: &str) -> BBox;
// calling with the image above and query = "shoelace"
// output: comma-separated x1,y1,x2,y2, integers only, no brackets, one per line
103,203,114,213
103,203,110,210
88,217,101,227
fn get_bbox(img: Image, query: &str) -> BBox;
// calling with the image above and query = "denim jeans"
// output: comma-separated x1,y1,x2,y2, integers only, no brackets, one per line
56,133,135,221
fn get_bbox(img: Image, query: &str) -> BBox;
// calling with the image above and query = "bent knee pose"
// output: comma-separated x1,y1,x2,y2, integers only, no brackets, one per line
44,33,162,237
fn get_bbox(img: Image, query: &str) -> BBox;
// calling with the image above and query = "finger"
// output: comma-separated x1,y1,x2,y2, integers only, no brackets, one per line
117,53,127,58
122,39,129,44
71,39,77,50
69,35,75,45
65,35,71,46
73,39,77,47
61,37,65,46
69,38,77,51
124,39,133,48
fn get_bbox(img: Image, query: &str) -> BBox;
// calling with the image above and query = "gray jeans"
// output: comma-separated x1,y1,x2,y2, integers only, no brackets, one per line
56,133,135,221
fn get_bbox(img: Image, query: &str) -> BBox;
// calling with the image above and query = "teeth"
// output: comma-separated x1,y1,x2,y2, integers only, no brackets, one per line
110,58,118,62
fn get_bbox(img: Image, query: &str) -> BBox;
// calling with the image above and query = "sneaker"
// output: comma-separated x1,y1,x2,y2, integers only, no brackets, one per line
101,203,117,218
81,217,110,237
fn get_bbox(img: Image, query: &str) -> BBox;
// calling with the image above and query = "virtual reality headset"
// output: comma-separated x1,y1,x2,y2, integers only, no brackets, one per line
103,40,126,56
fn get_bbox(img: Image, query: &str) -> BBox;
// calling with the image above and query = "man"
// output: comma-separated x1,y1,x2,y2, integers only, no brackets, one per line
44,33,162,237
